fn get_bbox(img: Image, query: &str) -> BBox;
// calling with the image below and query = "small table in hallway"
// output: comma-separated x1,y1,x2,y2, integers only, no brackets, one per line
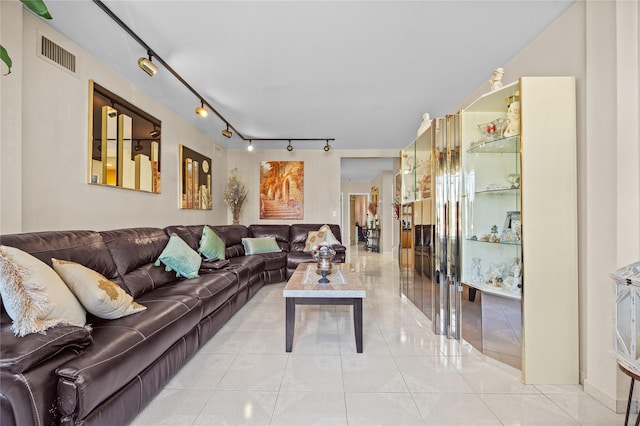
283,263,366,353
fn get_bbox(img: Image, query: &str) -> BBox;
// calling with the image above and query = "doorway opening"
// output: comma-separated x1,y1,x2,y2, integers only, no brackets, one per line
349,193,368,247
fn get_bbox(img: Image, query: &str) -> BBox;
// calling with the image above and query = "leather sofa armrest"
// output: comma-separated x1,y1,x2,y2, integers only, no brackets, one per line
0,323,92,374
331,245,346,253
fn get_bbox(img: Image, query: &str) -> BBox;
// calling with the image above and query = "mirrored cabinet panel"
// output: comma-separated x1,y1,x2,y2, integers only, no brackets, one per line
399,124,435,322
89,81,161,193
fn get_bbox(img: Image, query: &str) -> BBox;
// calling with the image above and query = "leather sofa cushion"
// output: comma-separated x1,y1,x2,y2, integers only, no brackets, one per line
226,256,265,289
248,225,291,252
256,251,287,271
286,251,316,271
0,230,118,280
100,228,178,297
57,294,202,420
163,225,202,251
210,225,249,258
153,271,240,317
100,228,169,276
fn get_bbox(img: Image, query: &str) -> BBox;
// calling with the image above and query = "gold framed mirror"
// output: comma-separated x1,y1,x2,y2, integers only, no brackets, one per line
88,80,161,193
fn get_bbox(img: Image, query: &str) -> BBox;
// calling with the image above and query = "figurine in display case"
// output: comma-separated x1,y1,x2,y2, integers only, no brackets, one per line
472,257,484,283
503,95,520,137
487,263,506,287
511,257,522,289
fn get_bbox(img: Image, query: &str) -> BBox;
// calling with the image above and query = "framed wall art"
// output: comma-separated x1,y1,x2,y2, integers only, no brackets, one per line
179,145,212,210
259,161,304,220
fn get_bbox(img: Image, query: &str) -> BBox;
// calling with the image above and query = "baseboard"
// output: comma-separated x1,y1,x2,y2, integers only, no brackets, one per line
583,378,633,414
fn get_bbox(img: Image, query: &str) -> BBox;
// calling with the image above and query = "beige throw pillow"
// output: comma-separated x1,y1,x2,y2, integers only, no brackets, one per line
52,259,146,320
303,230,326,252
0,246,86,336
319,225,341,246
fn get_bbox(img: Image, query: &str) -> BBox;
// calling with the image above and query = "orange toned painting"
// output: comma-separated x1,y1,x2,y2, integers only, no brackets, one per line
260,161,304,220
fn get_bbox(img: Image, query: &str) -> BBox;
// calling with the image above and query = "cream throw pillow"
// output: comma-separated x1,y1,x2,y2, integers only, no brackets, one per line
0,246,86,336
303,230,326,252
52,259,146,320
319,225,341,246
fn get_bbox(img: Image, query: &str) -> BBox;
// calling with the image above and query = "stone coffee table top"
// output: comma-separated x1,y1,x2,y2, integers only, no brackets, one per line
283,263,366,298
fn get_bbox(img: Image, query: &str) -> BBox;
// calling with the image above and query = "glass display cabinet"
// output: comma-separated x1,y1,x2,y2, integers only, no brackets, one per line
460,85,523,368
460,77,578,383
399,77,579,384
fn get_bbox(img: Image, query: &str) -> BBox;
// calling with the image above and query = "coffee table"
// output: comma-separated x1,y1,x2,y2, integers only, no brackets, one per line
283,263,366,353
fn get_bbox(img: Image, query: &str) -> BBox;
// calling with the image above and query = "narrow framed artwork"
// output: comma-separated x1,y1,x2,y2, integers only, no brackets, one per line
179,145,212,210
259,161,304,220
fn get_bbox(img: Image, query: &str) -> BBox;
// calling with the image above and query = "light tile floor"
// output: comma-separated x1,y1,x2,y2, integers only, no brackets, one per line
132,246,627,425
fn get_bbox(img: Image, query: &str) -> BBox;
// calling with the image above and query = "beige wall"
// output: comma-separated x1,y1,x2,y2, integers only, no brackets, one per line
1,7,229,233
0,1,24,233
227,149,341,227
225,149,396,238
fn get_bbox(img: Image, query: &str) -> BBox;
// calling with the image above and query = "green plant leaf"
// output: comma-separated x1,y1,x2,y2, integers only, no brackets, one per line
0,45,12,75
20,0,52,19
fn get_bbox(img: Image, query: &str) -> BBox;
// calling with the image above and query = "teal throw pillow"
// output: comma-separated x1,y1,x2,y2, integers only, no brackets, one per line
198,226,226,260
154,233,201,279
241,237,281,255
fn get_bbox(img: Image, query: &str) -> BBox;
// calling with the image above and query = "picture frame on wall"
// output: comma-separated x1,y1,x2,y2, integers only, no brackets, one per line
179,145,212,210
259,161,304,220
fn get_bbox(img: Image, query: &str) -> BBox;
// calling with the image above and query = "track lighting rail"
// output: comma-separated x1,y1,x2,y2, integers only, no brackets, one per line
93,0,334,147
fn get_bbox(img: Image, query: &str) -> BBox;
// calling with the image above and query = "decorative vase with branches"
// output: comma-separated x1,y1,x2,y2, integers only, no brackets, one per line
224,168,247,224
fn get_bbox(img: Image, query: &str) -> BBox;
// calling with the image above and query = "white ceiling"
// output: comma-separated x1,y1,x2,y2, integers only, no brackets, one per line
43,0,575,181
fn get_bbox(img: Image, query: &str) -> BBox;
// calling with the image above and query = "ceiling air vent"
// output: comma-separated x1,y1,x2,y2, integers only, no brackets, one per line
38,33,77,76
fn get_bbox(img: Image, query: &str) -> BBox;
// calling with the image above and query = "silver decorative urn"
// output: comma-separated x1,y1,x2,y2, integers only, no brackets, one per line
312,244,336,283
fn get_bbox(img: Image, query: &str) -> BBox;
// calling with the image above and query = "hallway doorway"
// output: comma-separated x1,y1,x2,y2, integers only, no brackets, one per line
349,193,368,246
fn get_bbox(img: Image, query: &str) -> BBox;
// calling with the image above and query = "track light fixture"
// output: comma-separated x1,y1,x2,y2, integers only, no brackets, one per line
150,125,160,138
247,140,254,151
222,124,232,138
195,100,208,118
134,141,143,151
137,50,157,76
95,1,335,146
324,140,331,152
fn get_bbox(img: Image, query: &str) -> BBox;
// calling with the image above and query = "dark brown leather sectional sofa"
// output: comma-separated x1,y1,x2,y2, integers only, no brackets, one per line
0,223,344,426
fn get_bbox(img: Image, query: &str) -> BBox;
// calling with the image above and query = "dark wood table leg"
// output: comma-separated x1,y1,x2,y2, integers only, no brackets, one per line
618,362,640,426
286,298,295,352
353,298,363,353
625,377,634,426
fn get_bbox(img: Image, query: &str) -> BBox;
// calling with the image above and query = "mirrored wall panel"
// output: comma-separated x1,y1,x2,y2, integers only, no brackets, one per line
88,81,161,193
